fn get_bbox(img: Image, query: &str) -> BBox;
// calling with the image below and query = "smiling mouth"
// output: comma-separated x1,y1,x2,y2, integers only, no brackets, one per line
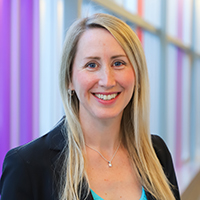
93,93,119,101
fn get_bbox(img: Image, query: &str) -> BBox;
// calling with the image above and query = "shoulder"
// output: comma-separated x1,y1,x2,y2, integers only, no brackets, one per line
151,134,168,151
151,135,180,200
151,135,172,165
5,116,66,164
151,134,174,175
0,117,67,200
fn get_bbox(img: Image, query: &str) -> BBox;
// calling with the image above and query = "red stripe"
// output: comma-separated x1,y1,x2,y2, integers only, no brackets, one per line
138,0,143,16
137,28,143,44
137,0,143,44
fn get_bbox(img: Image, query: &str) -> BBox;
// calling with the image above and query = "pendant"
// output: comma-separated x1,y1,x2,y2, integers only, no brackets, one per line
108,161,112,167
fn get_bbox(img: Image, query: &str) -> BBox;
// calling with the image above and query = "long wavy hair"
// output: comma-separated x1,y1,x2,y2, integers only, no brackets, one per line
59,13,175,200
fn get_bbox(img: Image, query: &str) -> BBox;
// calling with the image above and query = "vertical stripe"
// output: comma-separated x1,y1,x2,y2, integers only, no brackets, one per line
10,0,20,148
19,0,33,144
39,0,53,135
138,0,143,16
159,0,167,142
51,0,57,125
166,45,177,156
52,0,64,124
175,0,183,168
195,61,200,159
196,1,200,53
181,56,190,161
0,0,11,172
33,0,39,139
178,0,183,40
190,63,196,161
175,49,183,168
136,0,143,43
137,0,143,43
190,0,197,162
137,28,143,43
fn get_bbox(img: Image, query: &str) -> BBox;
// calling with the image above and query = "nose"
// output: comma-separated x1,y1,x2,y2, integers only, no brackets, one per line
98,66,116,88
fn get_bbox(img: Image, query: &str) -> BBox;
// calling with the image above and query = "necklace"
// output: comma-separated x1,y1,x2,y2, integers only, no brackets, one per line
85,141,121,168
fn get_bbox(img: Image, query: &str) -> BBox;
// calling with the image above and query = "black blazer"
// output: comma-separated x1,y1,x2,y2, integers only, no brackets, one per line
0,117,180,200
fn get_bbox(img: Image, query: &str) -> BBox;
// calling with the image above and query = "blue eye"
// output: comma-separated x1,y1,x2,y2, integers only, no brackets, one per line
113,61,125,67
87,63,97,68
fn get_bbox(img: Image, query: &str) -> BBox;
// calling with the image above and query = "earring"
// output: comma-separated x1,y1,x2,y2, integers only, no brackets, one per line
68,89,74,96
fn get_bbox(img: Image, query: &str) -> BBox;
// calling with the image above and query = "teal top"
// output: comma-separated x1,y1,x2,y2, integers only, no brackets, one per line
91,187,147,200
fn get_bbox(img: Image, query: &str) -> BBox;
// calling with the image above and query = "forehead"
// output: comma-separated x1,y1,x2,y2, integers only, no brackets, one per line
76,28,125,55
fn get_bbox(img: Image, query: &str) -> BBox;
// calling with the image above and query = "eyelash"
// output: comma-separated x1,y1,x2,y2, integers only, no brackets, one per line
85,60,126,70
113,61,126,67
86,62,98,69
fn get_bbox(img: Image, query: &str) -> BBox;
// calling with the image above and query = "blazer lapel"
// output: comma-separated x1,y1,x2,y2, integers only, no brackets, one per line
46,117,156,200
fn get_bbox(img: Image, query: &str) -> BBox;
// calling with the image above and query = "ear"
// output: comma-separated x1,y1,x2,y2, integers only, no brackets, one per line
69,82,74,90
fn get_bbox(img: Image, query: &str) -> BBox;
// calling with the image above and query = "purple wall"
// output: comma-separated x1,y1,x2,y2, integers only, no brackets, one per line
0,0,39,175
0,0,11,174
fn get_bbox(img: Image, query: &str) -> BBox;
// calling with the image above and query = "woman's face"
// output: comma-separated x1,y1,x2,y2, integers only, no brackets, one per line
70,28,135,121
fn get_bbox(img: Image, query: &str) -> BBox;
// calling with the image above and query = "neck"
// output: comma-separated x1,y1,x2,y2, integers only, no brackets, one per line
80,114,122,151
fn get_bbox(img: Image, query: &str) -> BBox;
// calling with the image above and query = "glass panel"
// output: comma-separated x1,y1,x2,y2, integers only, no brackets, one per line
181,54,191,162
182,0,192,46
144,0,161,28
143,31,160,135
82,0,107,16
39,0,64,135
166,0,178,38
166,44,178,156
194,0,200,53
123,0,138,14
82,0,117,17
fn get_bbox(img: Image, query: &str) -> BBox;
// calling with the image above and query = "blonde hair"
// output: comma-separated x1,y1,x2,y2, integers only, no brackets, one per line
59,13,175,200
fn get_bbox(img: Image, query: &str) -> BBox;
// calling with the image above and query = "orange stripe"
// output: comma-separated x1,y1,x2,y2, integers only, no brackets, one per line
138,0,143,16
137,0,143,44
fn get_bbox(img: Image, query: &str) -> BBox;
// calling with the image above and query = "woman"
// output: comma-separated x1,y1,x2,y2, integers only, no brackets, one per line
0,13,180,200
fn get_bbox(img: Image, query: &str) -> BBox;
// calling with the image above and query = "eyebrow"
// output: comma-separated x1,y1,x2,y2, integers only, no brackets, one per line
84,55,127,60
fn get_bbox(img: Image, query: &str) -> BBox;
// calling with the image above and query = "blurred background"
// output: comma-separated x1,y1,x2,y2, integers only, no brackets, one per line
0,0,200,199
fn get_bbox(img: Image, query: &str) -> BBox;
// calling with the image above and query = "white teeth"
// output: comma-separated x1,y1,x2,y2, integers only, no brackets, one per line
95,93,118,100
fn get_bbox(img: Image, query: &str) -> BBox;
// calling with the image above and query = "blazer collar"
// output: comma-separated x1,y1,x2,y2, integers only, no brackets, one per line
46,117,156,200
47,116,67,151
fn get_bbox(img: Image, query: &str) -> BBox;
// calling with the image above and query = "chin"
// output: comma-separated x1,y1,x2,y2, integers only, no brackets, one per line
92,111,123,121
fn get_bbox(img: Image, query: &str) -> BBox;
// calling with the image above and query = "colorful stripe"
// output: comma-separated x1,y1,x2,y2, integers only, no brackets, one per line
19,0,33,144
0,1,65,176
0,0,11,173
10,0,20,148
137,0,143,43
32,0,40,139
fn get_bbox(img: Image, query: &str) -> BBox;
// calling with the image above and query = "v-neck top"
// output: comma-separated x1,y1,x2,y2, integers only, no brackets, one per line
90,187,147,200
